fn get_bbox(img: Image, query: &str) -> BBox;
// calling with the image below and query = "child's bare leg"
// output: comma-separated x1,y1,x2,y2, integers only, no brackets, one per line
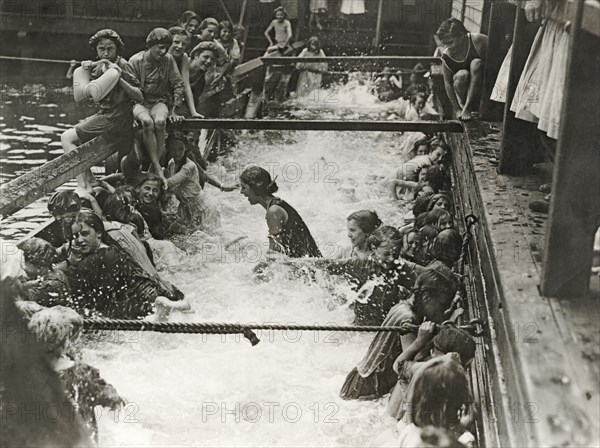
452,70,470,110
151,103,170,168
134,105,162,176
61,128,94,194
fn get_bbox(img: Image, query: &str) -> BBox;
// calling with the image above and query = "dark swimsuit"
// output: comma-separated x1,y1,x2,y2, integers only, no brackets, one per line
442,34,482,74
266,197,322,258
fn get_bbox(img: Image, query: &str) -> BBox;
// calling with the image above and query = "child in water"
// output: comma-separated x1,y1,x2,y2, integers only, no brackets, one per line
27,305,124,442
129,28,185,186
265,7,293,53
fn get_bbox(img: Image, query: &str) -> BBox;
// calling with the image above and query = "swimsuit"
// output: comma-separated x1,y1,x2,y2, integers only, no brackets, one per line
266,197,322,258
442,34,482,74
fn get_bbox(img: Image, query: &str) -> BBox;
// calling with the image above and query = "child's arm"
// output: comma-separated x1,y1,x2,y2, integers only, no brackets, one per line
73,60,119,103
392,321,436,374
264,21,275,46
180,54,203,118
390,75,403,90
198,166,239,191
284,20,293,47
165,161,194,189
117,61,144,104
167,55,185,121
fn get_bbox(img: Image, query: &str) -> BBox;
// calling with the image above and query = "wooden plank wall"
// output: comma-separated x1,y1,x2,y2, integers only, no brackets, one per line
452,0,486,32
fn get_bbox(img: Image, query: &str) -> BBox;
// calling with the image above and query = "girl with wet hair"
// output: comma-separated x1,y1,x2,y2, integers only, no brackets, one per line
429,229,463,269
426,193,453,213
296,36,328,98
55,211,190,319
398,356,475,446
423,208,454,231
413,224,441,266
61,29,142,196
168,26,203,118
344,210,382,259
240,166,321,258
340,265,458,400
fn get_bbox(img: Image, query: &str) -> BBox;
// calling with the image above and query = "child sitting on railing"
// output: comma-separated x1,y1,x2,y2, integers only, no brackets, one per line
265,7,293,54
129,28,185,186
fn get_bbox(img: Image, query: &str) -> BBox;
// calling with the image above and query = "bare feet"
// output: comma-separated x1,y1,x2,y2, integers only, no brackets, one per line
459,109,473,121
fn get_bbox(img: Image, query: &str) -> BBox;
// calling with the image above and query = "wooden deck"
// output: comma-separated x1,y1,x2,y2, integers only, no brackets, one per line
449,121,600,447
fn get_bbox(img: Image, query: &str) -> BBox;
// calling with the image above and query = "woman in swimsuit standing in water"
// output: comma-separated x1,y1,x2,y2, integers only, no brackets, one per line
240,166,321,258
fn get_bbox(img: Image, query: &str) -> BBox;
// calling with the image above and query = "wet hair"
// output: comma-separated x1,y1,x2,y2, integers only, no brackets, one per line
103,193,134,223
418,426,463,448
15,300,46,320
409,357,472,429
419,224,441,245
433,325,476,367
166,132,189,153
190,41,220,59
136,172,165,196
178,10,200,27
307,36,321,51
424,208,453,228
419,265,457,297
274,6,287,18
240,166,278,195
219,20,233,33
347,210,382,235
436,18,469,41
47,190,81,217
146,28,172,48
200,17,219,31
168,26,188,38
414,212,430,230
367,225,403,250
423,165,447,193
413,138,430,154
410,93,426,106
89,29,124,51
18,238,58,268
427,193,453,212
28,306,82,358
414,192,434,216
430,229,462,265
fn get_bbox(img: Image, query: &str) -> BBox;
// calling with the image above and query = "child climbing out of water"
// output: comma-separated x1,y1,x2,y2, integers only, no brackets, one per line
165,134,238,229
437,18,488,121
27,305,125,442
61,29,142,196
265,7,293,53
129,28,185,186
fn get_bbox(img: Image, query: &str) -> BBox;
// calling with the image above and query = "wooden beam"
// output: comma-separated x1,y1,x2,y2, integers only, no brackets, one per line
171,119,464,133
497,6,542,175
541,0,600,297
374,0,385,51
261,56,441,65
0,133,129,218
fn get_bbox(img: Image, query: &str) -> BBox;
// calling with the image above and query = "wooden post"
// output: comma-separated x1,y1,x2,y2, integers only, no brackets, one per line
497,5,541,175
239,0,248,26
374,0,385,52
540,0,600,297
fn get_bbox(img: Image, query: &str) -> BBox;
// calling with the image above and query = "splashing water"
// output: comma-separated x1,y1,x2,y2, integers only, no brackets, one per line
1,86,426,447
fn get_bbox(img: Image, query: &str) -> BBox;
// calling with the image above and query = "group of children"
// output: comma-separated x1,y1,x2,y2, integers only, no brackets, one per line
6,7,483,444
